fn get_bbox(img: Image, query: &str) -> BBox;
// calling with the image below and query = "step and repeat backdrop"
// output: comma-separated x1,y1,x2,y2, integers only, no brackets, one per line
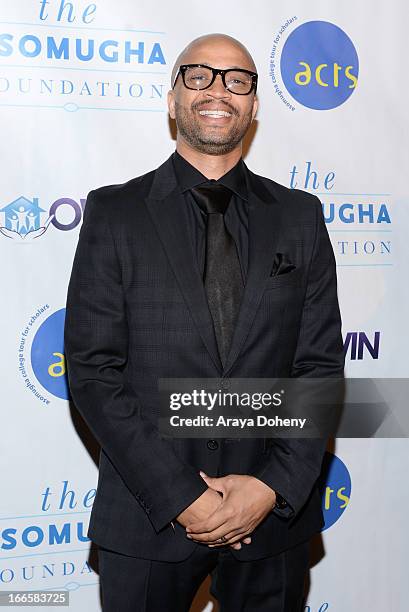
1,0,408,610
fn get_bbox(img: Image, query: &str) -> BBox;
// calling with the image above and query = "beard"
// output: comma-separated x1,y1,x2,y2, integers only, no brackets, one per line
174,100,253,155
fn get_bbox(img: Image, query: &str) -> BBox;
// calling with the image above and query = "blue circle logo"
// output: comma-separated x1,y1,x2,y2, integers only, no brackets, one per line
318,452,351,530
280,20,359,110
31,308,69,400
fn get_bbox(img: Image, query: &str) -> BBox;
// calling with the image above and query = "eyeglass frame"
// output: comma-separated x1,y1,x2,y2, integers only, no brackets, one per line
172,63,258,95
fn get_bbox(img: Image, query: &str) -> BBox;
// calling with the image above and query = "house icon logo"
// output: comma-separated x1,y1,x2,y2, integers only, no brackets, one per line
0,196,54,241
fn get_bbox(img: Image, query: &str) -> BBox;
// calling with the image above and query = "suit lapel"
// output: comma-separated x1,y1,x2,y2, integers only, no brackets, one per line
144,156,283,377
145,156,223,372
222,168,282,376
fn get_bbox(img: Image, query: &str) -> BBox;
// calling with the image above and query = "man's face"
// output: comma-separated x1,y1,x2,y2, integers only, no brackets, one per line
168,39,258,155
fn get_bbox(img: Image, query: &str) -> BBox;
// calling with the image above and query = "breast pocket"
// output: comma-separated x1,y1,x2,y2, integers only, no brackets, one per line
263,265,305,291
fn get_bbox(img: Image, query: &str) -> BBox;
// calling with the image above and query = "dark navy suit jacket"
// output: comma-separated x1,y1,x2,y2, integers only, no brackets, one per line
64,154,344,561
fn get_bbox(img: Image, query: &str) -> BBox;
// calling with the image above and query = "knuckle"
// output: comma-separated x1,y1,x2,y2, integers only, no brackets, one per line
226,508,236,520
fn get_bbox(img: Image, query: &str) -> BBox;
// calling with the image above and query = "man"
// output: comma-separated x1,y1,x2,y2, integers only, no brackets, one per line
64,33,344,611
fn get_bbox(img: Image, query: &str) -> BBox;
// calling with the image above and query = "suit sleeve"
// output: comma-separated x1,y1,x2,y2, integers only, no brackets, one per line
250,196,345,519
64,190,207,533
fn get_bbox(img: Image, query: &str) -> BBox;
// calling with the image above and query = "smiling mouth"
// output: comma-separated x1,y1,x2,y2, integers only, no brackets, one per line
198,110,232,118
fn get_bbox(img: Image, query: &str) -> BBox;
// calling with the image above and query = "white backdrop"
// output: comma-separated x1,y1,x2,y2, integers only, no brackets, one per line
1,1,408,610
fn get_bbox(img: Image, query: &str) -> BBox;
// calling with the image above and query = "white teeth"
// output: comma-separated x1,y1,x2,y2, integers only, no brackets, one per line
199,110,232,117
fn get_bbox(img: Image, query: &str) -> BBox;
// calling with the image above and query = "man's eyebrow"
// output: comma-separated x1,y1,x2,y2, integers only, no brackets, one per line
197,62,253,70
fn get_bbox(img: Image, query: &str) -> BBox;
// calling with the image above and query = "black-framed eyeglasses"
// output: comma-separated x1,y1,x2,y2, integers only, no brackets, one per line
172,64,258,95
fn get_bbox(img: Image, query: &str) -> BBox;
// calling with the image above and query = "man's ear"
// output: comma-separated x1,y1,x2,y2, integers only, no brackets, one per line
167,89,176,119
251,94,259,121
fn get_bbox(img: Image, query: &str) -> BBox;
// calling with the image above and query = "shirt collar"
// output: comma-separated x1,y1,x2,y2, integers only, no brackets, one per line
172,150,248,201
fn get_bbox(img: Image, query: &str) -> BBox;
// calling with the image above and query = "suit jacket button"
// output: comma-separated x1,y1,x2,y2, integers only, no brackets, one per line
221,379,230,390
207,439,219,450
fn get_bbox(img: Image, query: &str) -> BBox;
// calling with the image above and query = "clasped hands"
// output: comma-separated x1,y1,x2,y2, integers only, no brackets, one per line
176,472,277,551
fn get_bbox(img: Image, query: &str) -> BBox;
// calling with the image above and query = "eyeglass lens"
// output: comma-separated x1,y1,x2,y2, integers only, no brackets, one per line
183,66,254,94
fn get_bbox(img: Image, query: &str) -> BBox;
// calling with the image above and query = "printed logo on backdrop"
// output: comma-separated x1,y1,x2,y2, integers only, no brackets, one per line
18,306,68,403
270,19,358,111
318,452,351,530
303,603,329,612
0,2,167,112
1,194,88,241
0,480,95,592
289,161,393,268
344,331,380,361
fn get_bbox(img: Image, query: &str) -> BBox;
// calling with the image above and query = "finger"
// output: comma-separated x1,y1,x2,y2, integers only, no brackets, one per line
186,505,231,534
243,536,252,544
191,525,242,544
208,531,251,548
199,472,227,495
197,524,251,545
187,518,235,541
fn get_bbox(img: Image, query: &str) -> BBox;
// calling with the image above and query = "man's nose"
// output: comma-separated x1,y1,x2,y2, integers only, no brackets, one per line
205,74,231,98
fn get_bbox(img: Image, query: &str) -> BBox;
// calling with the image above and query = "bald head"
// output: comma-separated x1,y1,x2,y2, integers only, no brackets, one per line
171,34,257,86
167,33,259,158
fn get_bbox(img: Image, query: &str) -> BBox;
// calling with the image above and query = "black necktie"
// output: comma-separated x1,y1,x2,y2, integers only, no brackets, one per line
191,183,244,366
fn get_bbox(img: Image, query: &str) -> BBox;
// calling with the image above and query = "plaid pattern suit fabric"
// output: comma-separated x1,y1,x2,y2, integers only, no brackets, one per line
63,154,344,562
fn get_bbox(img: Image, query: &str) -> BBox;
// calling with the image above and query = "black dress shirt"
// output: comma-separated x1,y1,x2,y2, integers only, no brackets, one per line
172,151,291,517
172,150,249,284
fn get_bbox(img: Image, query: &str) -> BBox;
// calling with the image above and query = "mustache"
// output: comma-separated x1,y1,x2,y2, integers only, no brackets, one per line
191,99,239,116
